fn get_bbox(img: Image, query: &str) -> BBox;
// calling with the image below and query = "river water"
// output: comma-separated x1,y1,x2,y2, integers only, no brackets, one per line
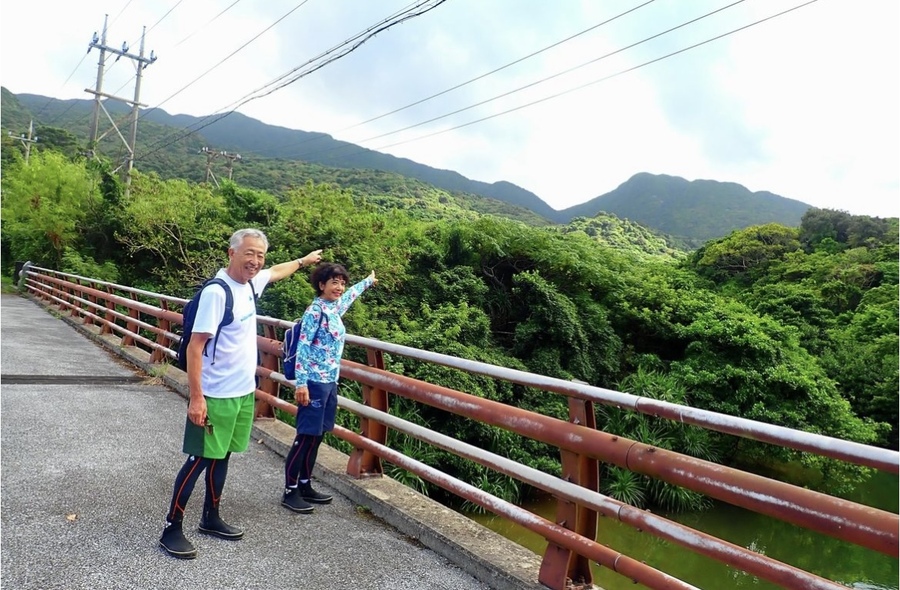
468,470,899,589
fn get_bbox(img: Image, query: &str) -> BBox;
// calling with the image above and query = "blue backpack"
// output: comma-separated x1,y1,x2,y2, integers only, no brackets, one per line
177,278,257,371
282,304,323,382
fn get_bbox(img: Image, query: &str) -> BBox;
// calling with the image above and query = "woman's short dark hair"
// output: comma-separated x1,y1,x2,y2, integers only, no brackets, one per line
310,263,350,296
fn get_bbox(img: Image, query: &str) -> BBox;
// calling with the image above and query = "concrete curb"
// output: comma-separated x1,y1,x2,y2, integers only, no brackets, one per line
33,295,545,590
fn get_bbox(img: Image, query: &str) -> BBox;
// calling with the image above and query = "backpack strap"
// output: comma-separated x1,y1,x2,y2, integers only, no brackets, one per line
248,279,260,385
204,278,234,365
310,302,325,340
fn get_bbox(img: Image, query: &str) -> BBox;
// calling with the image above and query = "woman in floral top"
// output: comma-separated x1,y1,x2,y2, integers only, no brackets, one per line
282,262,376,514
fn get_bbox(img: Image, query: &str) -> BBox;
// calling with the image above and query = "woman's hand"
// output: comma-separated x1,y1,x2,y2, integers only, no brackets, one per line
295,385,310,406
368,270,378,286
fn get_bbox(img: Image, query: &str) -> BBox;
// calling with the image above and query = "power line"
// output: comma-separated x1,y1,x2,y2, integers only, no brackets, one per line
41,0,287,156
342,0,657,134
260,0,658,155
36,0,136,121
134,0,449,163
237,0,449,104
102,1,186,86
146,0,185,36
47,1,250,142
357,0,746,147
367,0,820,156
138,0,312,127
145,0,444,147
109,0,135,27
56,0,185,129
75,0,242,122
37,57,93,123
44,2,147,128
280,0,747,164
172,0,244,48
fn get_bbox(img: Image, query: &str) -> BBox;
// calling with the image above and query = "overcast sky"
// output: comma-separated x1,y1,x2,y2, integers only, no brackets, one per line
1,0,897,217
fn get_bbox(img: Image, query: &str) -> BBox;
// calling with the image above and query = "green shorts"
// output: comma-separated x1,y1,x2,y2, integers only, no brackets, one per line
182,393,255,459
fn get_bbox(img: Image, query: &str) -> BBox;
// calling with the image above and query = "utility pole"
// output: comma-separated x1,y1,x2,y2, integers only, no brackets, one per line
199,148,242,185
223,152,242,180
87,20,107,153
8,120,38,164
85,15,157,196
200,147,222,188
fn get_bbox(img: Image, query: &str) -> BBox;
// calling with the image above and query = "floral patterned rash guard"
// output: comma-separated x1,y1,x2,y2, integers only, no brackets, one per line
294,275,375,386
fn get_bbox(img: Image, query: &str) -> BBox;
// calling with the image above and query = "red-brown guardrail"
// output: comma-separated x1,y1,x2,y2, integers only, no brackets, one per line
20,265,900,590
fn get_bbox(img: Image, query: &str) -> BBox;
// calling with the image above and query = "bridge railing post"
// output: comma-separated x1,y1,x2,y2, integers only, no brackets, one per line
347,348,387,478
255,324,281,419
150,299,170,364
539,388,599,590
121,292,139,346
101,286,116,336
37,269,55,305
83,281,97,328
68,277,81,319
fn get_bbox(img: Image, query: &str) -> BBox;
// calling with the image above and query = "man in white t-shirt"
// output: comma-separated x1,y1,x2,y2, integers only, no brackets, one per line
159,228,322,560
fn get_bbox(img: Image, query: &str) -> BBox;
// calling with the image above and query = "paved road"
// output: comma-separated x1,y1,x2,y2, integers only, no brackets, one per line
1,294,495,590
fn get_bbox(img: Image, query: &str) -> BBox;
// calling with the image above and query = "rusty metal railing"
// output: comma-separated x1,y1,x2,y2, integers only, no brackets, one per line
21,266,900,590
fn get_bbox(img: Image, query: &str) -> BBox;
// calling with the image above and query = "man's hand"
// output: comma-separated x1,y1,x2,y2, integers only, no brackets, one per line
301,249,323,267
187,396,208,426
295,385,310,406
268,249,324,283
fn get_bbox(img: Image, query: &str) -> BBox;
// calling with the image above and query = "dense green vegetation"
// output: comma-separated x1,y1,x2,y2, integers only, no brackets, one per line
689,213,900,449
2,127,896,513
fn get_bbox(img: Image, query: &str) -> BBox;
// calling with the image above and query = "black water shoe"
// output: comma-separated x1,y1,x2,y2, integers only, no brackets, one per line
299,481,333,504
198,509,244,540
282,488,314,513
159,521,198,559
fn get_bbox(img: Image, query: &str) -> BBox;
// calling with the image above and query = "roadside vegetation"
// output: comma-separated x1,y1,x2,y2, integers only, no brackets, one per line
2,143,896,512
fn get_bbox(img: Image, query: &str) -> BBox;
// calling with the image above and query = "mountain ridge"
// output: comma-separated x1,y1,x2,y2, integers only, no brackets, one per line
566,172,812,243
3,89,814,241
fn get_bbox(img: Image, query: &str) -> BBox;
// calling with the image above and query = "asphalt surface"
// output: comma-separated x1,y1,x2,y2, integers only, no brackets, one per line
0,294,492,590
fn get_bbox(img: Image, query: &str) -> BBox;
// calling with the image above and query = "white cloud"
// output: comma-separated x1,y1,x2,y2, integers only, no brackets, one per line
1,0,897,217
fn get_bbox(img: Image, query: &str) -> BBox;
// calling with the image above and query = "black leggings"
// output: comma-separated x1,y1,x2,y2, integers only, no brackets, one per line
284,434,323,487
165,453,230,523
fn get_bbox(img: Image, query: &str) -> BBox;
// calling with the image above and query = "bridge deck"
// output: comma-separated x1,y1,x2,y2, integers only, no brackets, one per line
0,294,522,590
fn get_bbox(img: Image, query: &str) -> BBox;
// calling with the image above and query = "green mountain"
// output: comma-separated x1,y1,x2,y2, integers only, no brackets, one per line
3,89,813,245
7,91,560,220
560,172,812,245
1,87,33,132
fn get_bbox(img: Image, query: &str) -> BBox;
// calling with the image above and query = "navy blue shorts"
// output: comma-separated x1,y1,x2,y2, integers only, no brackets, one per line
296,381,338,436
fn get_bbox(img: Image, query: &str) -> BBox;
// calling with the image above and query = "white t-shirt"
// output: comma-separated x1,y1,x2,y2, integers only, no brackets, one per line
191,268,271,398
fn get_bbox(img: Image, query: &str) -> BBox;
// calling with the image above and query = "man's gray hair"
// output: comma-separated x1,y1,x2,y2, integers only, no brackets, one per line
229,228,269,250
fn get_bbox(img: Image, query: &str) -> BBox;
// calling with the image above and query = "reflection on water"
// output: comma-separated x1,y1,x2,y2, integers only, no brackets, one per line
468,471,899,590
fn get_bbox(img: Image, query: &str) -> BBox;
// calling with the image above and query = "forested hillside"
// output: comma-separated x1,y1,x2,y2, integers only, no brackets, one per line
4,89,814,242
6,90,559,220
561,172,812,247
2,143,895,512
0,92,682,258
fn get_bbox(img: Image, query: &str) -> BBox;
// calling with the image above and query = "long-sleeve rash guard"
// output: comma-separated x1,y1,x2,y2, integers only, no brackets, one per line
294,275,374,386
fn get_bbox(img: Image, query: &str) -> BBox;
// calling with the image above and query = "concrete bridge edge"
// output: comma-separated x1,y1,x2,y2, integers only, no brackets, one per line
35,296,546,590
